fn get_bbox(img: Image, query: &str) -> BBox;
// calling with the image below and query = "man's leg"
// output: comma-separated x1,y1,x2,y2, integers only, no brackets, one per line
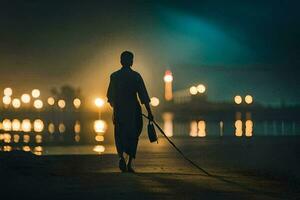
115,123,127,172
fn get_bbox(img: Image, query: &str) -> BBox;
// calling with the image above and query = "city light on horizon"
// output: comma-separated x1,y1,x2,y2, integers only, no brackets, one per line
12,98,21,109
245,95,253,104
3,88,12,96
189,86,198,95
47,97,55,106
95,98,105,108
21,94,31,104
197,84,206,94
58,99,66,109
150,97,160,107
33,99,43,109
234,95,242,105
73,98,81,109
31,89,41,98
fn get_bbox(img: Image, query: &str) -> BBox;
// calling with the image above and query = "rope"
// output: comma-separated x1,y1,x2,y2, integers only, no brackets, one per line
142,114,211,176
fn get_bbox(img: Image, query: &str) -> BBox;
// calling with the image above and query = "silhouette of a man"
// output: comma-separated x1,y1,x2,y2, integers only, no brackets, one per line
107,51,153,172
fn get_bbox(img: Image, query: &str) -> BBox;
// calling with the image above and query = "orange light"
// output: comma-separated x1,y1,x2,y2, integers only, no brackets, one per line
21,94,31,103
245,95,253,104
234,95,242,104
189,86,198,95
31,89,40,98
47,97,55,105
95,98,104,108
58,99,66,109
73,98,81,109
163,70,173,83
197,84,206,94
4,88,12,96
12,98,21,109
150,97,160,107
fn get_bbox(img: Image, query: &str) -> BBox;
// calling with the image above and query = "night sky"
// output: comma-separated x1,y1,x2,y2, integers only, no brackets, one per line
0,0,299,105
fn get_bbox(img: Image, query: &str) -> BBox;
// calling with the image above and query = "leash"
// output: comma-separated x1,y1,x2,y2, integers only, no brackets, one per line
142,114,211,176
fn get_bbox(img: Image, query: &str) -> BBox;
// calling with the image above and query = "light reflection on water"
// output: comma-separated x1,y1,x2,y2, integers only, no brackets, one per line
0,118,107,155
162,113,299,137
1,113,299,155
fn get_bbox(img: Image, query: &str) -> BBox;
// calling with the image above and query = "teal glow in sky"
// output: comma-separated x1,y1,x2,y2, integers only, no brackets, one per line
0,1,299,105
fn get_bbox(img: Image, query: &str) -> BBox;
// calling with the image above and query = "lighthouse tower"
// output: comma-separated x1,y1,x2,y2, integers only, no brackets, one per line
163,70,173,101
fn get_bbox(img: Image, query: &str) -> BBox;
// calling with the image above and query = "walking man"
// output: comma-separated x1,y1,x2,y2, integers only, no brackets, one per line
107,51,153,172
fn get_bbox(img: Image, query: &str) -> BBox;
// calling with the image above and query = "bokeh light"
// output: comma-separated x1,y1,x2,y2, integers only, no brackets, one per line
95,98,105,108
3,119,12,131
189,86,198,95
12,119,21,131
74,121,81,133
21,94,31,104
95,135,104,142
33,119,44,132
34,99,43,109
245,95,253,104
3,96,11,105
150,97,160,107
93,145,105,154
31,89,40,98
59,123,66,133
163,70,173,83
58,99,66,109
197,84,206,94
94,120,107,133
47,97,55,106
197,120,206,137
21,119,32,132
12,98,21,109
234,95,242,104
235,120,243,136
48,123,55,134
4,88,12,96
73,98,81,109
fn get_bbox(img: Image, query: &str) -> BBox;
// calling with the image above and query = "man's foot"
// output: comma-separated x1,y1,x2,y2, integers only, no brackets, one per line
119,158,127,172
127,165,135,173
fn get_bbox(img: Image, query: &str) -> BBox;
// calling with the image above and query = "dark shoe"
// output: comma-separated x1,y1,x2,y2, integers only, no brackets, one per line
119,158,127,172
127,165,135,173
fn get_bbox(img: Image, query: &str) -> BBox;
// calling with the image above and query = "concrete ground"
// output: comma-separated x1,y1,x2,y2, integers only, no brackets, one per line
1,137,300,199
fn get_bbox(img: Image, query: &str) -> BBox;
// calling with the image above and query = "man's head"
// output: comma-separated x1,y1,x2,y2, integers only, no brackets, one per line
120,51,134,67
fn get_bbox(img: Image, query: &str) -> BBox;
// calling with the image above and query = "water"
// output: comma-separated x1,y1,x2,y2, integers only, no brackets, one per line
0,113,299,155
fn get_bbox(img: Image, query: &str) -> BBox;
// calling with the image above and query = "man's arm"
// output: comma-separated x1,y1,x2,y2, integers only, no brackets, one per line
144,103,154,121
107,74,115,107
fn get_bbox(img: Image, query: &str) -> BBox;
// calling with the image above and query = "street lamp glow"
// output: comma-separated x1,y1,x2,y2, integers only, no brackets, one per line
4,88,12,96
95,98,104,108
150,97,160,107
12,119,21,131
58,99,66,109
3,96,11,105
33,119,44,132
21,94,31,103
47,97,55,105
3,119,12,131
163,70,173,83
189,86,198,95
245,95,253,104
73,98,81,109
21,119,31,132
234,95,242,104
93,145,105,154
197,84,206,94
31,89,40,98
33,99,43,109
94,120,107,133
12,98,21,109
